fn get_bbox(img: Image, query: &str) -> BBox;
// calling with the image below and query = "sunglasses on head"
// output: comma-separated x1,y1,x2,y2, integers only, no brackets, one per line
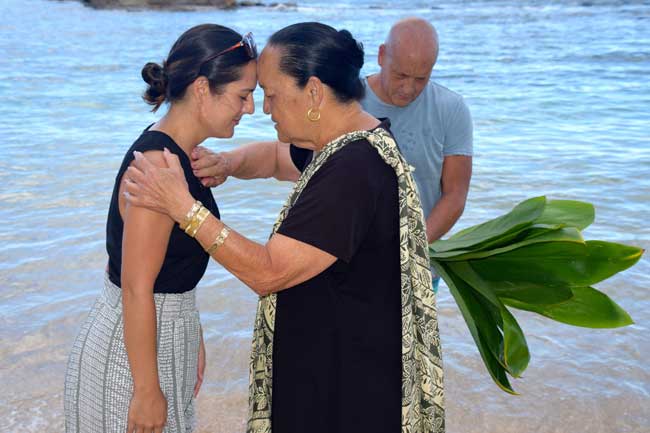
200,32,257,69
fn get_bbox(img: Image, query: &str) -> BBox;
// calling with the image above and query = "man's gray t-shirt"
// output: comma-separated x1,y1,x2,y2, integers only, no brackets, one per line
361,78,473,217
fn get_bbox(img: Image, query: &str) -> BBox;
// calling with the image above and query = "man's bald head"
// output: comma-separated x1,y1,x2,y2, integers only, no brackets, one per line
385,18,439,66
375,18,439,107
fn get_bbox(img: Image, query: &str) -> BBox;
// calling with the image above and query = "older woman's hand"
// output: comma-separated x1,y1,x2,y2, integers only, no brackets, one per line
124,148,196,223
191,146,231,188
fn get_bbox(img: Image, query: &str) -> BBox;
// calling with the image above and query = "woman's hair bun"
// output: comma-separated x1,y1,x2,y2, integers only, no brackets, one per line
141,62,168,111
337,29,364,69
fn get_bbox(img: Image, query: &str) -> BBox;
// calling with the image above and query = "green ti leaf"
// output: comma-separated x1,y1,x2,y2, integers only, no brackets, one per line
502,286,634,328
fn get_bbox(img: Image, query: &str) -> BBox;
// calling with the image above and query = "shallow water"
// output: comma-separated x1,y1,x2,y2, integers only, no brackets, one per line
1,0,649,432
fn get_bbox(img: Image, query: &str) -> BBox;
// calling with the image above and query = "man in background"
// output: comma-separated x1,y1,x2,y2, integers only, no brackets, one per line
362,18,473,247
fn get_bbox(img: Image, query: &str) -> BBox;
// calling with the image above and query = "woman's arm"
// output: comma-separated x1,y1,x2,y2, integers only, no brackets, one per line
190,140,300,187
124,149,336,296
119,150,175,432
196,218,335,295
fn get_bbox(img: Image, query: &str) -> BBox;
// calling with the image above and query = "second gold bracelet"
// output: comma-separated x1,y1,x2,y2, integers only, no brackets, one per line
206,226,230,255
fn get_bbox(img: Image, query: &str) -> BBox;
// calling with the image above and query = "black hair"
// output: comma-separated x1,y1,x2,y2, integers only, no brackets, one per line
268,22,365,103
142,24,255,112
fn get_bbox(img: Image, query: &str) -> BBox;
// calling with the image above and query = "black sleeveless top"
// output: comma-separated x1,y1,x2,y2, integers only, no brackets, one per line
106,127,220,293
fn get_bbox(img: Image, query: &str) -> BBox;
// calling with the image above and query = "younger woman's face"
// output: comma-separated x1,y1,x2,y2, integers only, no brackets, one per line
202,60,257,138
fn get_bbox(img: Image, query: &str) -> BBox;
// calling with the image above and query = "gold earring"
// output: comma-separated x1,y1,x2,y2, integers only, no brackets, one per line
307,108,321,122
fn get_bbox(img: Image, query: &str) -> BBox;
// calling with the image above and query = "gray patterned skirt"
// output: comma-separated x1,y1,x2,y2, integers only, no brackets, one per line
64,274,201,433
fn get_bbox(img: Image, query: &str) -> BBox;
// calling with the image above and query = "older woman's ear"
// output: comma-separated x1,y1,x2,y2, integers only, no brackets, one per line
306,76,325,108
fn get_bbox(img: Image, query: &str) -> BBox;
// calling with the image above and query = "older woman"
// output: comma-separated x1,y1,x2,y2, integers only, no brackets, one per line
64,24,257,433
124,22,445,433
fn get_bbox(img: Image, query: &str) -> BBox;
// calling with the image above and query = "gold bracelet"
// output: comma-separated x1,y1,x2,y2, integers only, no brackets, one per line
184,205,210,238
206,226,230,255
179,200,203,231
185,206,208,238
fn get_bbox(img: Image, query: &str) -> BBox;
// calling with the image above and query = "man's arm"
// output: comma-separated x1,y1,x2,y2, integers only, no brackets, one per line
191,141,300,187
425,93,474,243
425,155,472,243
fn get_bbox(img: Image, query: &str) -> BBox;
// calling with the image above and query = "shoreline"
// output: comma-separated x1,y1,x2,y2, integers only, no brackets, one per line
55,0,297,11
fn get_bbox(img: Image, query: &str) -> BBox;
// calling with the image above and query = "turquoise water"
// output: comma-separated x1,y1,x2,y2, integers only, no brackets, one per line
1,0,649,431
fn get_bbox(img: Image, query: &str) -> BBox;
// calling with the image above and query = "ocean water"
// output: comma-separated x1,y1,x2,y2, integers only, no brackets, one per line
0,0,649,432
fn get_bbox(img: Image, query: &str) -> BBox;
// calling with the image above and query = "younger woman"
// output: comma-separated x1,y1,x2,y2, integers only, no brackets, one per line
64,24,257,433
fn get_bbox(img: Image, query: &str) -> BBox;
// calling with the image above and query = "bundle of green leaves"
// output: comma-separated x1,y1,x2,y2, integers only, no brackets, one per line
429,196,643,393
